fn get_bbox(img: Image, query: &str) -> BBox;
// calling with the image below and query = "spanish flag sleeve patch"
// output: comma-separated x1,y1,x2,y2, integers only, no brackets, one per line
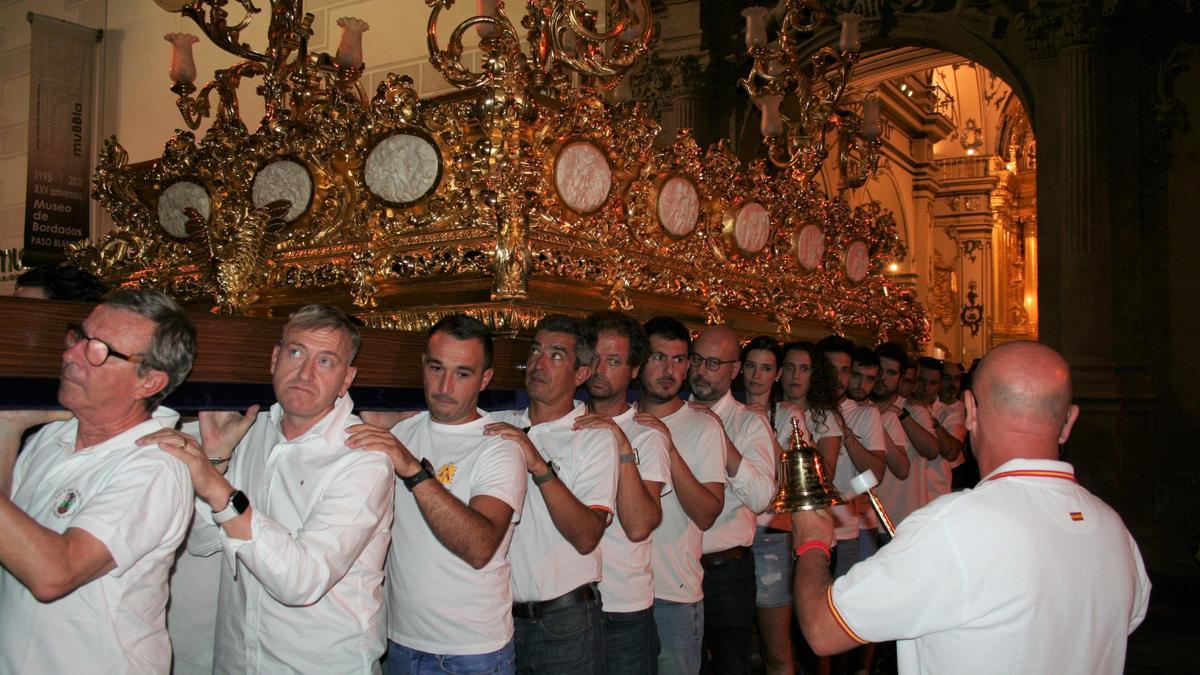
1070,511,1084,521
826,587,869,645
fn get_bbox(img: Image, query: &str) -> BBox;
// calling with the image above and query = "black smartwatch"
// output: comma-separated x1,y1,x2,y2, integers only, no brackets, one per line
898,408,911,422
402,458,435,491
212,489,250,524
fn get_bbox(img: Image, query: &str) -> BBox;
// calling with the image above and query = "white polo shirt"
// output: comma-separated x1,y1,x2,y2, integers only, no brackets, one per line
494,404,618,602
599,406,673,613
761,405,843,527
833,399,886,541
386,411,528,655
190,395,395,674
0,408,192,674
873,405,923,527
696,391,776,554
651,404,726,603
830,458,1150,675
927,399,967,499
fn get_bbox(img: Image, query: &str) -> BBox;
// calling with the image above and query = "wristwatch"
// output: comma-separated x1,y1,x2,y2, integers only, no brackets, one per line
402,458,435,491
532,463,558,487
212,489,250,524
619,448,640,465
898,408,911,422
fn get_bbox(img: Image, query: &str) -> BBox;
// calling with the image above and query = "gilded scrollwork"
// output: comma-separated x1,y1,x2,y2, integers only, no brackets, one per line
75,0,930,348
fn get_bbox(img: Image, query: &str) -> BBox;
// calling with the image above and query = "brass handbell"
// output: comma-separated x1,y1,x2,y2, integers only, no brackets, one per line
772,415,844,513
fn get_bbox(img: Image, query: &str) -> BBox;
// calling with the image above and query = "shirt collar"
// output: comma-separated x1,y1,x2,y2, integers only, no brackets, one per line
67,406,182,455
268,394,355,447
428,409,493,435
523,401,587,431
690,389,735,416
982,457,1077,483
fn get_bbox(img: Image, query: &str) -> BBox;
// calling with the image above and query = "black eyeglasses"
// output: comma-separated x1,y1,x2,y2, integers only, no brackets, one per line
688,353,739,372
65,322,143,367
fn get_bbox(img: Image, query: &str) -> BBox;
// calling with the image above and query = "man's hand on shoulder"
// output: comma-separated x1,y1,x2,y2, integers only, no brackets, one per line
483,422,546,474
572,413,630,455
345,423,419,476
137,428,233,507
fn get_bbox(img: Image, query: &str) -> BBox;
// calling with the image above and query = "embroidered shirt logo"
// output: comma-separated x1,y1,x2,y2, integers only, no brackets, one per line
52,489,81,517
436,463,457,486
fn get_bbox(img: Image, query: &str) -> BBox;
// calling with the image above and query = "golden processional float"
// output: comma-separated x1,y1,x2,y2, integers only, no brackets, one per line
70,0,929,350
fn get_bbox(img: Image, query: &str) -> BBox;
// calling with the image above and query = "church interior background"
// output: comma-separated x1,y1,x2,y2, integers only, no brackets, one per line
0,0,1198,628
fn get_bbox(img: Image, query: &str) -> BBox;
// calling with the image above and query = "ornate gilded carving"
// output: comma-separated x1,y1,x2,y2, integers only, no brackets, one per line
960,280,984,337
74,0,930,348
930,249,957,332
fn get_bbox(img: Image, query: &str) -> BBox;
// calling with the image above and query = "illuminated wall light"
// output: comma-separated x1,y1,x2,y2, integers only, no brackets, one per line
966,148,975,155
887,262,900,272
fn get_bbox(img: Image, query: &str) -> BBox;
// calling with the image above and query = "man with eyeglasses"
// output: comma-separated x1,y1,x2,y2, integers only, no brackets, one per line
686,325,776,675
637,316,725,675
0,289,197,673
485,314,619,674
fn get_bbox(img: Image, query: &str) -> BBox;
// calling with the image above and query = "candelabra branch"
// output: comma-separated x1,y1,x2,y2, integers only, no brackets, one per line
180,0,270,64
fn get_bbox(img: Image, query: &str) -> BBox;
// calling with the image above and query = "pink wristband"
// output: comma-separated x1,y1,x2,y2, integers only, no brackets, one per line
794,539,831,560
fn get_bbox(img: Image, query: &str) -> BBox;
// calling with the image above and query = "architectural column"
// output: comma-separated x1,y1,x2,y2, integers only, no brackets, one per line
1057,41,1114,371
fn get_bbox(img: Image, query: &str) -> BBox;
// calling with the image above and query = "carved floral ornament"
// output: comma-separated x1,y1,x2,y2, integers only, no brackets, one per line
74,0,929,347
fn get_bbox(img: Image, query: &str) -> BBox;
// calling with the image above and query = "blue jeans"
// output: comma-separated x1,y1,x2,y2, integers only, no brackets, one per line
603,607,659,674
384,640,515,675
752,528,793,609
699,553,756,675
513,596,604,675
832,536,859,579
653,598,703,675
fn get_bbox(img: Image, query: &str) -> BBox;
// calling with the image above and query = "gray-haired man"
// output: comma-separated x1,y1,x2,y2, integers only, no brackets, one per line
0,289,197,673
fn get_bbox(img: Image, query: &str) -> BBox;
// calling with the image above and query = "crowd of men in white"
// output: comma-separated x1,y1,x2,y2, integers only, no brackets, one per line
0,290,1149,675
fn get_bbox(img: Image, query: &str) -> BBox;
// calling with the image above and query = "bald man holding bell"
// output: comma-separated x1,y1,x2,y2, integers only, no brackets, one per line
790,341,1151,675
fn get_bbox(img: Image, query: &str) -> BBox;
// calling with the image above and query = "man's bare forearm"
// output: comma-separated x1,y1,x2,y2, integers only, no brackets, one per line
843,433,885,480
882,434,910,480
669,447,723,530
413,483,508,569
901,417,939,459
935,426,963,461
615,463,662,542
539,478,607,554
0,497,114,601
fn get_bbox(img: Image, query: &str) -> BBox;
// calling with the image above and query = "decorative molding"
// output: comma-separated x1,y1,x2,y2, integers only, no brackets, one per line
960,280,984,336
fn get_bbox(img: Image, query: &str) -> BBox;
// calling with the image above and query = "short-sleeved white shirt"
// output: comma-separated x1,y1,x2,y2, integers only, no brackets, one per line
832,399,886,540
386,411,528,654
761,405,843,527
0,408,192,674
873,405,924,527
651,404,726,603
829,458,1151,675
696,391,777,554
494,404,618,602
599,406,673,612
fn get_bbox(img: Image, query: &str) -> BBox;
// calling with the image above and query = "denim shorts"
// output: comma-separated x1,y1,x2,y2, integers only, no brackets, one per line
752,527,793,609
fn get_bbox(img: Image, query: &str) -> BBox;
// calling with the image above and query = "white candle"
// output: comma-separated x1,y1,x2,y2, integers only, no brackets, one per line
476,0,498,39
838,13,862,52
861,97,881,140
755,94,784,138
742,7,769,51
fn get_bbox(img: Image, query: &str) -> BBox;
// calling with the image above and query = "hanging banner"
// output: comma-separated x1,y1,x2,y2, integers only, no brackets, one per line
23,13,102,266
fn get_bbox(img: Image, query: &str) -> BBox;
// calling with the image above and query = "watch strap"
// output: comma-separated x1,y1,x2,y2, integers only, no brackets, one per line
532,464,557,486
402,458,435,491
212,489,249,524
619,450,639,465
